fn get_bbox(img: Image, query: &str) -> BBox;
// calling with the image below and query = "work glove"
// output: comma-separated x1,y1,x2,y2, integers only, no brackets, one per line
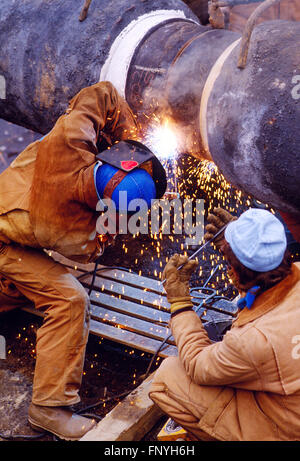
204,207,236,250
162,254,198,315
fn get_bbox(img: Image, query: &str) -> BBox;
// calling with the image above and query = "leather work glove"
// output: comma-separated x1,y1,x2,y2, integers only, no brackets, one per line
162,254,198,315
204,207,237,250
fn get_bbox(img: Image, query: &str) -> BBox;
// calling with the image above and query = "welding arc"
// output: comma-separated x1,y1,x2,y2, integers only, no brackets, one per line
161,224,227,284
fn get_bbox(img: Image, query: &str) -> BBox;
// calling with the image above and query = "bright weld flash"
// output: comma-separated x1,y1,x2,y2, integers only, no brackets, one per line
146,119,179,161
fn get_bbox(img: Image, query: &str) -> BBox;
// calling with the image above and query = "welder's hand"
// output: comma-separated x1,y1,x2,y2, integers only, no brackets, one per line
204,207,236,249
162,254,198,304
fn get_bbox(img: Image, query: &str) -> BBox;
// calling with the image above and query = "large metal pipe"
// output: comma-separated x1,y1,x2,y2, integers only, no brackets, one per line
0,0,299,220
0,0,198,133
204,19,300,216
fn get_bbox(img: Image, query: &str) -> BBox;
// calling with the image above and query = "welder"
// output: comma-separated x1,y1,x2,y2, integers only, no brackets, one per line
150,207,300,441
0,81,166,440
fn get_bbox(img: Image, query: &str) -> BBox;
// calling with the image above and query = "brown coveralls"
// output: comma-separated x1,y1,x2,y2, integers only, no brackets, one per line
150,262,300,441
0,82,137,406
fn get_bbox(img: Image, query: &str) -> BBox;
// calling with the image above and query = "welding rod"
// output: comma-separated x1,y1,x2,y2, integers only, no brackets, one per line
161,224,227,284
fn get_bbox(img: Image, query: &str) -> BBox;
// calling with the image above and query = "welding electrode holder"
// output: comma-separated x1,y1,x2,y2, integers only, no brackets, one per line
161,224,228,285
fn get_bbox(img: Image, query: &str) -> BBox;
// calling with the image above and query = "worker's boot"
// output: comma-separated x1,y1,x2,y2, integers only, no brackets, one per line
28,403,96,440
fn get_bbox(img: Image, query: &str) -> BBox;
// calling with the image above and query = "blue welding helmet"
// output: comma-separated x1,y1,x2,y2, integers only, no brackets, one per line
94,140,167,212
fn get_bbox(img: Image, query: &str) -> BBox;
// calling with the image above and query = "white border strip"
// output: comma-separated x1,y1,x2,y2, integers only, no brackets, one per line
199,38,241,156
100,9,198,98
0,75,6,100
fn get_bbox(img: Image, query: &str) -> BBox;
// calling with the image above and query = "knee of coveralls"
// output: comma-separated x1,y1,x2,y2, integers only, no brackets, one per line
32,275,91,407
149,356,195,413
149,356,221,441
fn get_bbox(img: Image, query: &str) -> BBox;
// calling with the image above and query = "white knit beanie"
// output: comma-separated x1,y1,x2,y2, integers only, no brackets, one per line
224,208,287,272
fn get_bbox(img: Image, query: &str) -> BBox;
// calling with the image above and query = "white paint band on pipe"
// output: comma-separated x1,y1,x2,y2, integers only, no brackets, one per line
100,9,199,98
199,38,241,157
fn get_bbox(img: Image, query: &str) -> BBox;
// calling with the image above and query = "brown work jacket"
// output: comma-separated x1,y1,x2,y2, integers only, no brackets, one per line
0,82,137,263
171,262,300,441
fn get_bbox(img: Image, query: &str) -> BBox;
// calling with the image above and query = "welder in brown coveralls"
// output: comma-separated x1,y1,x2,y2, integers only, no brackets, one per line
0,81,166,440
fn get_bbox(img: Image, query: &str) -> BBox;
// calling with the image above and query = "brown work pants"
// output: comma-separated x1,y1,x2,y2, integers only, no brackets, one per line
149,356,222,441
0,242,90,406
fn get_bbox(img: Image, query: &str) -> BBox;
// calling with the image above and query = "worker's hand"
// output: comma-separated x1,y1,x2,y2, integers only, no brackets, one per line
204,207,236,249
162,254,198,304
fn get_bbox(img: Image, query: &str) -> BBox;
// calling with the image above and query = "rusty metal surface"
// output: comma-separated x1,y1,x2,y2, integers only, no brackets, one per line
165,27,240,155
126,19,239,157
182,0,210,23
125,19,204,120
237,0,282,69
0,119,40,174
0,0,197,134
206,20,300,216
228,0,300,33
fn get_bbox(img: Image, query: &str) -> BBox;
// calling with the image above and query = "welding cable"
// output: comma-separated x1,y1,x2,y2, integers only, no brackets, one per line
75,263,133,280
77,262,171,327
160,224,228,285
192,264,220,314
193,290,218,316
75,293,236,417
88,260,99,295
75,412,103,421
140,294,233,381
191,263,237,318
142,263,237,379
75,389,136,416
88,261,100,296
142,267,225,379
76,263,134,296
142,268,228,379
75,333,173,415
140,332,173,381
202,263,220,288
73,242,233,415
76,339,172,416
196,295,237,319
